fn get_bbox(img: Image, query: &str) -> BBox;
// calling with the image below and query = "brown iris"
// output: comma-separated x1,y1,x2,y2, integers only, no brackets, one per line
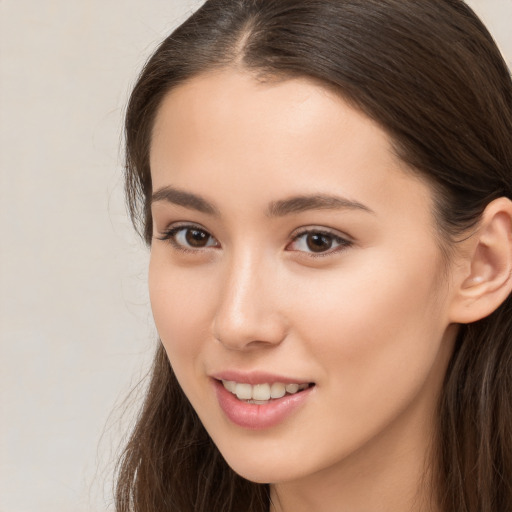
185,228,210,247
306,233,333,252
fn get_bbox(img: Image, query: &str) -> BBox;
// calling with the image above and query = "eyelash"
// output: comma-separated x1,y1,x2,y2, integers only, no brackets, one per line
157,224,219,253
288,228,353,257
156,224,353,257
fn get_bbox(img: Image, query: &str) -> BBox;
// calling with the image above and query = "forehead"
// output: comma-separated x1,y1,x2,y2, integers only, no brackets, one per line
150,69,434,226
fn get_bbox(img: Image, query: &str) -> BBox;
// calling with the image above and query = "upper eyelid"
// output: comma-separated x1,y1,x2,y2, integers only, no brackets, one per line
159,223,350,237
159,221,212,234
156,222,353,248
286,227,354,256
156,222,216,239
156,224,219,252
290,225,353,241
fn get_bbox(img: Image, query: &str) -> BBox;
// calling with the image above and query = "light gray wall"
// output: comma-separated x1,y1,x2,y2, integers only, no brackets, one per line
1,1,510,511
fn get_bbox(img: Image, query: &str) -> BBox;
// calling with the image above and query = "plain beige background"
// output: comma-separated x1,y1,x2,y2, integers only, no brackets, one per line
0,1,510,511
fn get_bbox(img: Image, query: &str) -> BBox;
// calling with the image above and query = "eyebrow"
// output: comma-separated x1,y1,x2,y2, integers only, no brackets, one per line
151,186,220,216
267,194,374,217
151,186,374,217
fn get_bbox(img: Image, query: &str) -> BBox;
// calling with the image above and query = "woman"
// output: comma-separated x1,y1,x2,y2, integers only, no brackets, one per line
115,1,512,511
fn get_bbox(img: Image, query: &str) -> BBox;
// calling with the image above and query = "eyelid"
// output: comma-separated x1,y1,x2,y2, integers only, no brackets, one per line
155,222,352,257
287,226,353,256
156,222,220,252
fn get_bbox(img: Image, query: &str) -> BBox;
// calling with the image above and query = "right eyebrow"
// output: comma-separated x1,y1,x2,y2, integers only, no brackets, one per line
151,186,220,216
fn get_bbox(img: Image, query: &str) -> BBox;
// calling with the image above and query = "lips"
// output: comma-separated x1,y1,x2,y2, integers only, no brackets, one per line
211,372,315,429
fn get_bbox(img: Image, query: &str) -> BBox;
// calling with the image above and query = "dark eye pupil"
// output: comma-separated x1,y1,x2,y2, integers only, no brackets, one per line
186,229,209,247
306,233,332,252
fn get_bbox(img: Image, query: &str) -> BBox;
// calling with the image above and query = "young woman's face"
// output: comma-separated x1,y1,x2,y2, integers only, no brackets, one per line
149,70,457,487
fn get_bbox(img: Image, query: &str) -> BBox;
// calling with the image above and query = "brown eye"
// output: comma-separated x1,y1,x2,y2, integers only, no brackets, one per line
185,228,211,247
159,225,219,250
287,229,352,255
306,233,333,253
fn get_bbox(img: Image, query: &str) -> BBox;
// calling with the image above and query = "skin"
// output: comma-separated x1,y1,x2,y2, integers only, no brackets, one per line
148,70,460,512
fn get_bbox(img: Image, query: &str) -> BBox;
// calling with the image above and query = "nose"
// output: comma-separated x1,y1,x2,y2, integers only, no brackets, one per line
212,249,288,351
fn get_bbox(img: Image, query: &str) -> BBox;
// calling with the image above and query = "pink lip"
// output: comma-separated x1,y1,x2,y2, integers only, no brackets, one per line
212,378,314,430
210,370,311,386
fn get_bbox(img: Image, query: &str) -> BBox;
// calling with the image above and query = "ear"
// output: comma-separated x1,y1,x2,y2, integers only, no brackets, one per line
448,197,512,324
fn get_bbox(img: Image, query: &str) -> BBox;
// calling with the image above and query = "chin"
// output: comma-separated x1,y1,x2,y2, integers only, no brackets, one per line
217,447,309,485
226,462,289,485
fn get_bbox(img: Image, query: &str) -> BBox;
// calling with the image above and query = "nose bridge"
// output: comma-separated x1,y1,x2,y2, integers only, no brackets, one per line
213,245,286,350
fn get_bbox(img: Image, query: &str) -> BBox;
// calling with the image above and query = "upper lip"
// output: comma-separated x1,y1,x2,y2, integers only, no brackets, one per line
210,370,312,386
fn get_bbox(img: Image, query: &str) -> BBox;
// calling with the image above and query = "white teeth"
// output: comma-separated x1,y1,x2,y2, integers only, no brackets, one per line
270,382,286,399
223,380,236,393
222,380,310,401
285,383,300,394
235,383,252,400
252,383,271,401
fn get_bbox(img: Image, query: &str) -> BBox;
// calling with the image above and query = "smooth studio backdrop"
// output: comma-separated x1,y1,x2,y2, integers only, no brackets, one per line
1,1,511,511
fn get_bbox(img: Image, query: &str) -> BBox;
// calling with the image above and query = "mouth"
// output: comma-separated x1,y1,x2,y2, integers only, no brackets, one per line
219,379,315,405
212,376,315,429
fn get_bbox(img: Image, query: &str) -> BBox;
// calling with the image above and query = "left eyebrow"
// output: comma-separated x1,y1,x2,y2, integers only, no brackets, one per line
266,194,374,217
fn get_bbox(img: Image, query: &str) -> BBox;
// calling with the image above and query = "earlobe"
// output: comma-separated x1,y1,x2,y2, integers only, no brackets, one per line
449,197,512,324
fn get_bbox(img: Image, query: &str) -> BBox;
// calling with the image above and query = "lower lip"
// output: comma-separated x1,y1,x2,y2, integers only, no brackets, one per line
213,380,314,430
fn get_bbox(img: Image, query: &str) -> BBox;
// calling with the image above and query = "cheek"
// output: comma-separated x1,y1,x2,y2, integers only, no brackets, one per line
148,254,214,362
148,256,220,419
288,247,448,404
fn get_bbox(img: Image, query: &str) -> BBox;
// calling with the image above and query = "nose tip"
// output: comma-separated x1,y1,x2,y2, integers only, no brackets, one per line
213,308,287,351
212,259,287,351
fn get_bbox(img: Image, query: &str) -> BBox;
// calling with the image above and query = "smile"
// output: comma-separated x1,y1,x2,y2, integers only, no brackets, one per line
214,378,315,429
222,380,311,404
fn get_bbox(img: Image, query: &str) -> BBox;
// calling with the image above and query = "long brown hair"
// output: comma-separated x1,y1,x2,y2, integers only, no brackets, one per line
116,1,512,510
